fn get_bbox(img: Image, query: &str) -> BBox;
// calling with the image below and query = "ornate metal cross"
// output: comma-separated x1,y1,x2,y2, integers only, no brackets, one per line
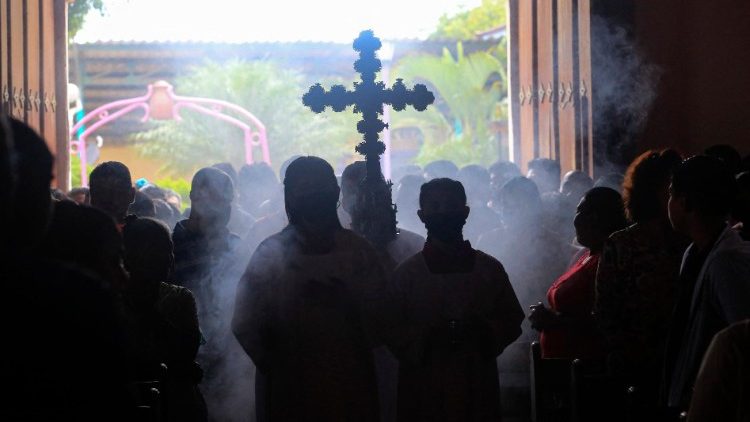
302,30,434,250
303,30,434,182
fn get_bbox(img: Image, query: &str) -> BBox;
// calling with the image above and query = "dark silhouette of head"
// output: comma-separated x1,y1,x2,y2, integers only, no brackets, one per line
561,170,594,201
68,187,90,205
574,187,627,251
152,198,176,227
457,164,492,207
391,164,422,184
396,174,426,212
669,155,737,235
189,167,234,232
212,162,238,187
279,155,303,181
237,162,279,216
164,189,182,210
128,190,156,218
43,201,126,288
140,184,167,201
489,160,521,192
622,149,682,224
5,118,54,255
424,160,459,180
123,217,174,289
89,161,135,223
418,178,469,243
527,158,561,195
705,144,742,175
284,156,341,232
499,176,542,230
341,161,367,216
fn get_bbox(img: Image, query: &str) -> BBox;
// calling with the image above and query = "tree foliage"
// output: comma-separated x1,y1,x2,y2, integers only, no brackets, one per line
391,44,506,167
132,60,361,176
430,0,507,41
68,0,105,40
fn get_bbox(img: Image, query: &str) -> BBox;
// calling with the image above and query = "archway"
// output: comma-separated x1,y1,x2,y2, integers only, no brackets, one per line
69,80,269,186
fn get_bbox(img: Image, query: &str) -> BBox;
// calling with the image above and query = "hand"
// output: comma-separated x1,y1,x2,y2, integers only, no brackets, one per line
528,302,558,331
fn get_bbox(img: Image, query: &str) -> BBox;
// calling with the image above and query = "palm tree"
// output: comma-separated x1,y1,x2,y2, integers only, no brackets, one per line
391,43,507,167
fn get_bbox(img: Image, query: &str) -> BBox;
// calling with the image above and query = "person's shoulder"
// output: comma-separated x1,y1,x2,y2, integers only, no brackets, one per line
474,249,508,274
171,219,190,239
254,227,292,255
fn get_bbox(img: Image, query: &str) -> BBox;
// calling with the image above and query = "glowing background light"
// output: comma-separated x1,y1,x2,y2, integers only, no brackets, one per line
74,0,482,43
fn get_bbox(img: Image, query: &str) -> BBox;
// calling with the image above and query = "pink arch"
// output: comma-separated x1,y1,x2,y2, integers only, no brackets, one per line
70,81,270,186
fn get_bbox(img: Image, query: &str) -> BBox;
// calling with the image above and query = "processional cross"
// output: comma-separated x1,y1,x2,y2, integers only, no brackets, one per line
303,30,434,247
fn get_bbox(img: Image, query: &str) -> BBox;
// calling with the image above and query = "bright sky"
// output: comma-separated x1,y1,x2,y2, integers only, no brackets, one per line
74,0,482,43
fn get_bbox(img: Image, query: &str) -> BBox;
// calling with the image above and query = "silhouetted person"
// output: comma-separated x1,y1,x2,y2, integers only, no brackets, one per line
705,144,742,176
341,161,425,422
122,218,207,422
68,186,90,205
391,164,422,186
477,176,571,419
342,161,425,268
457,164,501,244
233,156,386,422
595,149,686,402
488,161,522,214
424,160,459,180
243,161,288,256
529,187,627,359
388,178,523,422
560,170,594,201
663,156,750,414
129,190,156,218
687,319,750,422
731,172,750,240
1,118,130,421
237,162,280,219
153,198,177,228
527,158,561,195
548,170,595,244
213,162,256,238
173,166,248,420
89,161,136,229
43,201,128,289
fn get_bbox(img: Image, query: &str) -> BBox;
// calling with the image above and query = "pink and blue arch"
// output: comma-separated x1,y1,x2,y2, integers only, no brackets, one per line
69,80,270,186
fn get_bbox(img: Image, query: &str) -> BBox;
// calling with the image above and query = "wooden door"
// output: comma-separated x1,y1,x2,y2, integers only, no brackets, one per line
1,0,69,188
509,0,594,177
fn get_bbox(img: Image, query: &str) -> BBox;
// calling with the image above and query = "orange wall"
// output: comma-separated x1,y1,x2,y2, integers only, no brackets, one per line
97,145,188,182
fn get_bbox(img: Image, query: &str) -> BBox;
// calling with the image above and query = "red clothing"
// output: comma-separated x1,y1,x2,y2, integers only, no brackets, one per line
541,250,605,359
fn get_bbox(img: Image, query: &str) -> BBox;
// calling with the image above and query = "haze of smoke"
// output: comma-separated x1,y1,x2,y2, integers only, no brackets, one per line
590,15,662,171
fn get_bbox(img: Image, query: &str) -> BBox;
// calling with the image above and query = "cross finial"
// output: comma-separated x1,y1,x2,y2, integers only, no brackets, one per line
302,30,434,248
303,30,434,181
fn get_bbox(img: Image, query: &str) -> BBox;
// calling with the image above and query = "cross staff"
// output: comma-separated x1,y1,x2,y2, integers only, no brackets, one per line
303,30,434,182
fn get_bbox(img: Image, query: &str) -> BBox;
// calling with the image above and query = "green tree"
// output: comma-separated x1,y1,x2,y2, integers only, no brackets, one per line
391,44,506,167
68,0,105,40
132,60,360,176
430,0,507,41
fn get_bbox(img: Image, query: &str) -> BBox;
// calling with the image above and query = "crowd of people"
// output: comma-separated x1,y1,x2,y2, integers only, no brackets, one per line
2,114,750,422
